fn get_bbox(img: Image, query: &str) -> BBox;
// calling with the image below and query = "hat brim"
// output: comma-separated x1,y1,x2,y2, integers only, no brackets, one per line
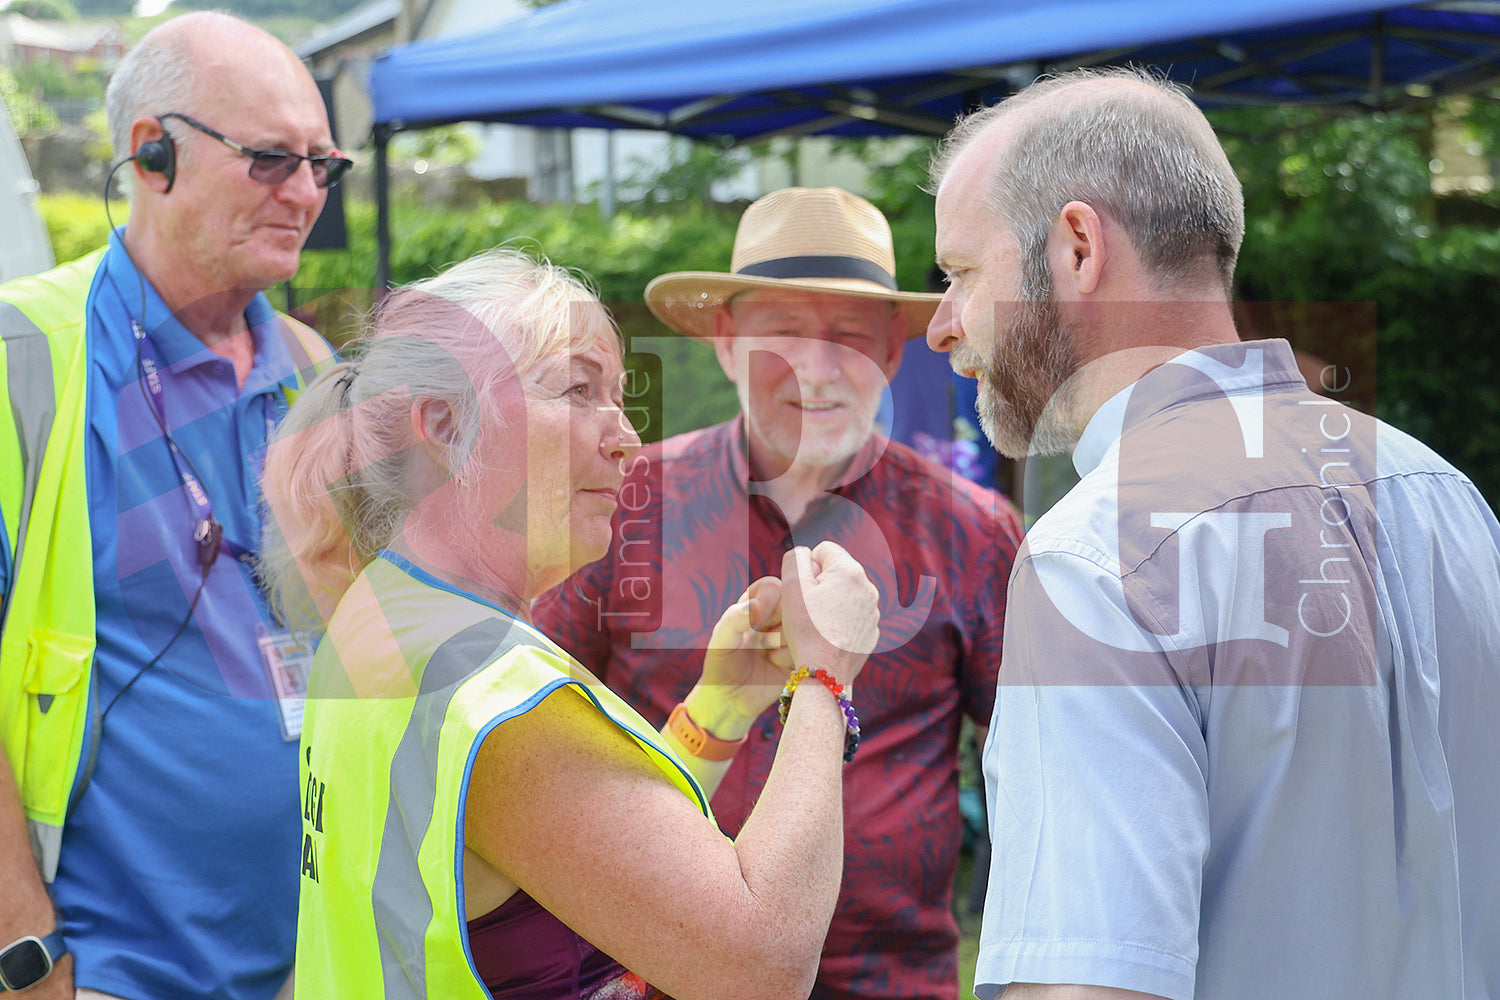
645,271,941,341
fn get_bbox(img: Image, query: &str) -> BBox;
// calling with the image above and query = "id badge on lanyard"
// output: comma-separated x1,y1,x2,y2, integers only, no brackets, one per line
258,625,313,741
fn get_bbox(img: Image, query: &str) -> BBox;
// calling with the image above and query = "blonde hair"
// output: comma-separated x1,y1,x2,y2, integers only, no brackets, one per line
258,247,616,633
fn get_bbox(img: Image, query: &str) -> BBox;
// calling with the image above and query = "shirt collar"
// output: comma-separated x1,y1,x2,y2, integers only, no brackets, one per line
1072,339,1306,479
242,293,299,395
1072,379,1136,478
100,228,297,390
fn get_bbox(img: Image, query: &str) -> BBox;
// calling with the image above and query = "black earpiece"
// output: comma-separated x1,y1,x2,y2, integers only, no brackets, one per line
134,123,176,193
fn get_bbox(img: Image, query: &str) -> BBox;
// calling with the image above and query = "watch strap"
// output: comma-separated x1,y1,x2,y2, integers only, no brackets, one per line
0,930,66,992
667,702,747,761
37,930,65,964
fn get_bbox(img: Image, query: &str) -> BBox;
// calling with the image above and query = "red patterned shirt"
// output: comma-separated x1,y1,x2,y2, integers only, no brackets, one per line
534,416,1022,1000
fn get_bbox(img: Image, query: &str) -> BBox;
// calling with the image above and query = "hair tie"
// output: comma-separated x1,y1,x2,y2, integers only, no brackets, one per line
335,366,359,404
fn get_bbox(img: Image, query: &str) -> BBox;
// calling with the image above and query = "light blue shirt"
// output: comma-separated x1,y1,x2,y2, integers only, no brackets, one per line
978,339,1500,1000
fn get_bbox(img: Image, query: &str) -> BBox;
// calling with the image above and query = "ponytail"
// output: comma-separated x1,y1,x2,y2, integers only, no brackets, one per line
259,359,367,633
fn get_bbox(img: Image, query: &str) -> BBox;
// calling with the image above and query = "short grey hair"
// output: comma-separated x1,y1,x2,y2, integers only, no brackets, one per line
105,29,196,165
932,66,1245,293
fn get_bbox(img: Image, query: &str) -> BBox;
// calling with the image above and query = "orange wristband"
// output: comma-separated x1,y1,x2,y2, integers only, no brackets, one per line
667,703,747,761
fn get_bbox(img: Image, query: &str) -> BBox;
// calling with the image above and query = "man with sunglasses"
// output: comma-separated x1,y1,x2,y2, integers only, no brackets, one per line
0,12,340,999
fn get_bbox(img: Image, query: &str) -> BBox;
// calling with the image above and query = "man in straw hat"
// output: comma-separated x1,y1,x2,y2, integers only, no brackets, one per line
536,187,1024,1000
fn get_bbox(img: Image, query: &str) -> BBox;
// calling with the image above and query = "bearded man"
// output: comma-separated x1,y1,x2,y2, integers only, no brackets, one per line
928,66,1500,1000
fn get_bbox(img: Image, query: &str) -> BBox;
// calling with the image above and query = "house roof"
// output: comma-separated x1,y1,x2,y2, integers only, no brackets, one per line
295,0,401,61
1,13,124,56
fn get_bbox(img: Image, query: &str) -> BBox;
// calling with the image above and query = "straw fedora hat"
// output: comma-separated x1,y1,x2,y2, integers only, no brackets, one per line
645,187,941,341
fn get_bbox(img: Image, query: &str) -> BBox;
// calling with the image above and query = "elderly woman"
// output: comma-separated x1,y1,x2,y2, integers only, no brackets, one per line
257,248,878,1000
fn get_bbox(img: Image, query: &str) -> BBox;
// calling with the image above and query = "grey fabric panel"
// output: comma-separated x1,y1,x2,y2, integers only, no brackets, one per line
0,299,55,621
26,820,62,884
0,301,64,881
371,614,530,998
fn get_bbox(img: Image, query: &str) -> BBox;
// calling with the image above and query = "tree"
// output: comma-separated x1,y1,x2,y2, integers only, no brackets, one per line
619,137,751,208
68,0,131,16
391,124,482,169
1,63,60,134
1207,99,1500,503
11,56,105,101
5,0,81,20
168,0,367,21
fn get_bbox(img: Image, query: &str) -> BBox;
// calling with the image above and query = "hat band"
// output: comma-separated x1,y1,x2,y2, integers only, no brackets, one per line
736,254,897,290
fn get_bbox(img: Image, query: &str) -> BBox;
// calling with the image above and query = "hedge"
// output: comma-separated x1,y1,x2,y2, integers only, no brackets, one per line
35,191,1500,504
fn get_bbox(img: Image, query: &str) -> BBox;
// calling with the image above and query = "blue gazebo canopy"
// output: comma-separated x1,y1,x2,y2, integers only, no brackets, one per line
370,0,1500,141
364,0,1500,285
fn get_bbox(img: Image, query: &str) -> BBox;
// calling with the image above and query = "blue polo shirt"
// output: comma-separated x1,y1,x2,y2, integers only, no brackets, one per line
3,233,310,999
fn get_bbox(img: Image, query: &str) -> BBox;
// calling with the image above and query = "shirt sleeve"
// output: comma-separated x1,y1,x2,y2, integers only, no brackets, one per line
975,545,1208,1000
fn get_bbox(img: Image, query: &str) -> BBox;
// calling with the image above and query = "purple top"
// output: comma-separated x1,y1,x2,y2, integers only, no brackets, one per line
467,892,668,1000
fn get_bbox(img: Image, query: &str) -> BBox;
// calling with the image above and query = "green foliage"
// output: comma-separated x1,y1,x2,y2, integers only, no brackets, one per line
870,143,941,292
1212,100,1500,504
391,125,483,169
11,55,105,101
66,0,130,15
37,191,118,263
6,0,80,19
1366,229,1500,496
827,136,940,291
80,104,111,161
840,136,937,215
1,64,60,134
1214,106,1432,281
35,103,1500,496
288,196,744,439
34,190,741,441
1459,94,1500,157
620,137,750,208
169,0,366,21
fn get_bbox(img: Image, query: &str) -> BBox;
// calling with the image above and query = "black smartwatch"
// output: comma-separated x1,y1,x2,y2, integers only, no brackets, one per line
0,930,66,992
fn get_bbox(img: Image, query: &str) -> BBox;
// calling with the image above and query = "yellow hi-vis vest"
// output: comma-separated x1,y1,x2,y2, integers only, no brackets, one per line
295,555,712,999
0,250,332,881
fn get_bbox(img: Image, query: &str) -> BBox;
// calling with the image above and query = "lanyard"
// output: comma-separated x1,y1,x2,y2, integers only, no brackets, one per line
132,318,264,567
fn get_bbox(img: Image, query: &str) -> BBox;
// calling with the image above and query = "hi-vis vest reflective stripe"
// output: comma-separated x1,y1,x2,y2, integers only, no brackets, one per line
296,556,712,999
0,250,332,882
0,251,100,883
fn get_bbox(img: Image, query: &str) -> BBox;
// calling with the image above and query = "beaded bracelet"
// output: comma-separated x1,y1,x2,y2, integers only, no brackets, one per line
777,666,861,763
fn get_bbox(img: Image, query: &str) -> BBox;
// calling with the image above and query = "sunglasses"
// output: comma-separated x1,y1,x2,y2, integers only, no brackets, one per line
159,112,353,189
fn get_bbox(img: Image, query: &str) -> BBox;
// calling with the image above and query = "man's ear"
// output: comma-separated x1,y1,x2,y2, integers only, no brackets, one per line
710,305,740,382
1051,200,1106,296
129,117,175,195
